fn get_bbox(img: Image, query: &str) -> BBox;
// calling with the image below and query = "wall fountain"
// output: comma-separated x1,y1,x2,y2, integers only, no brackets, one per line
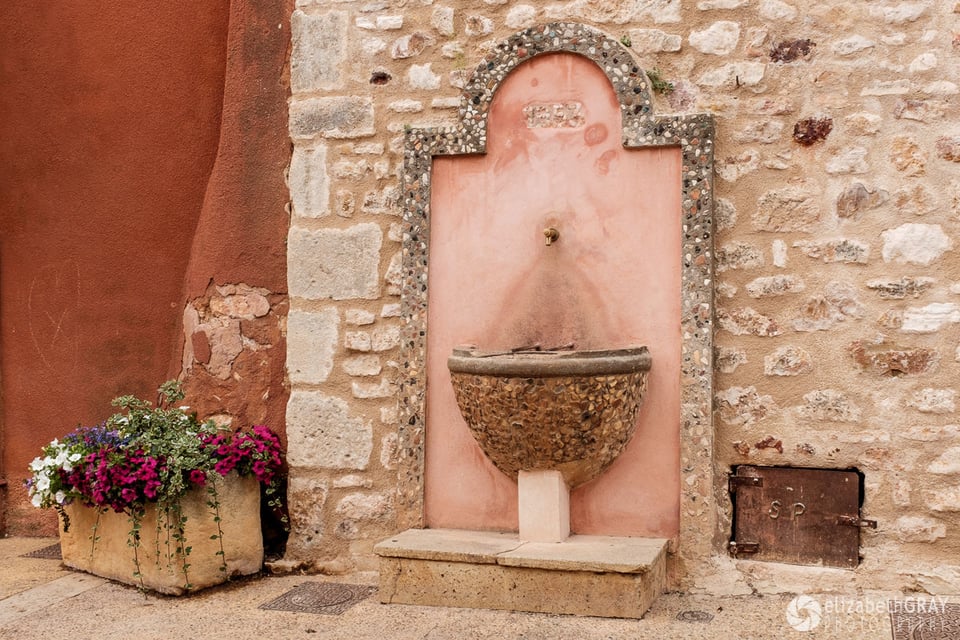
376,23,716,618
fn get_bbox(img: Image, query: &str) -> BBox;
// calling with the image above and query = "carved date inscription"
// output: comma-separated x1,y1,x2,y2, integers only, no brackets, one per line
523,102,585,128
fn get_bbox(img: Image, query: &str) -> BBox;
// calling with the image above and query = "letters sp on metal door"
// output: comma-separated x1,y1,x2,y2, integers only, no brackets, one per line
729,466,872,569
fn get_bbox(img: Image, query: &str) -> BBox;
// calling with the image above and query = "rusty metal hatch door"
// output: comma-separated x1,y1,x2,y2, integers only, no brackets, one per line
729,466,874,569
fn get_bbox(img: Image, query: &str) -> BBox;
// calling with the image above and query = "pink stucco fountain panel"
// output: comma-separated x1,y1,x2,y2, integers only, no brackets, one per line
426,53,682,537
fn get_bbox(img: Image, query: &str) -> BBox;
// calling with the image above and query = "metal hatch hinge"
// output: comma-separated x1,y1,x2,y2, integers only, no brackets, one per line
728,473,762,556
728,475,762,493
728,541,759,555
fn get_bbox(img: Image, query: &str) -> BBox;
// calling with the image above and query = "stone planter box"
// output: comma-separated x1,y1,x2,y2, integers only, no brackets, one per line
59,474,263,595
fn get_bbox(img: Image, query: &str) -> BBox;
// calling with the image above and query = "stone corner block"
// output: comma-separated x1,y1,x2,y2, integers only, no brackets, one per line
289,223,382,300
291,10,348,94
286,390,373,470
289,145,330,219
290,97,375,140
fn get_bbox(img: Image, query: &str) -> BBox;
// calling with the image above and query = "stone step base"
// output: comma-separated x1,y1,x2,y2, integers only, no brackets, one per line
374,528,667,619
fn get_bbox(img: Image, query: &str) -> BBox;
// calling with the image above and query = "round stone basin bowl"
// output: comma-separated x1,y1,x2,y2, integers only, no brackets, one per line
447,346,651,489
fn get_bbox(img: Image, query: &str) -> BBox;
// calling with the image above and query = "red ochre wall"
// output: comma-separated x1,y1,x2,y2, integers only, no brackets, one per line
0,1,291,535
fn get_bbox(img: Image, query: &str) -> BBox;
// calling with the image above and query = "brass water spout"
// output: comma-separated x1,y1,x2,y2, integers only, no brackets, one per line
543,227,559,246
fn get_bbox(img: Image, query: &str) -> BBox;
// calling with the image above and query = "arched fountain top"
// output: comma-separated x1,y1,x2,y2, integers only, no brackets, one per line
458,22,654,151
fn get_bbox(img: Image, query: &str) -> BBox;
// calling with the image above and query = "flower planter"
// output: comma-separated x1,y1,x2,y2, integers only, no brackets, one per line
59,474,263,595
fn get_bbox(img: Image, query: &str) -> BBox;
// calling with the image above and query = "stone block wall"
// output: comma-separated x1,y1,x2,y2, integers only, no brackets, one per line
285,0,960,591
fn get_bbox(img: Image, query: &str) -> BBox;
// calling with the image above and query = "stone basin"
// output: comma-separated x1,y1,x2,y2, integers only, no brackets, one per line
447,346,651,488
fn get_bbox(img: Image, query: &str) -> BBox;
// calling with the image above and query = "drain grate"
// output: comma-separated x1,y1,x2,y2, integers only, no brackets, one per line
20,543,62,560
890,600,960,639
676,610,714,623
260,582,377,615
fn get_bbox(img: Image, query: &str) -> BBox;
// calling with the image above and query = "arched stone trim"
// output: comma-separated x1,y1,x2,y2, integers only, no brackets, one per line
395,22,716,587
458,22,654,152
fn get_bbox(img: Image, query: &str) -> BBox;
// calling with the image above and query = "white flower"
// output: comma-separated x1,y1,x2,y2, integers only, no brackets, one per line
55,491,66,504
31,493,43,508
35,473,50,492
29,457,45,472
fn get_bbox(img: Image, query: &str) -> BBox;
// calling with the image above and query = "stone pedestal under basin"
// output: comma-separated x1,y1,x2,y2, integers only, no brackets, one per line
376,529,667,619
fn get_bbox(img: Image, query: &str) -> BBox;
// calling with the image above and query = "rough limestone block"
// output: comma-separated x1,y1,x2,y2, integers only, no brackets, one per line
697,0,747,8
925,485,960,512
764,346,812,376
825,146,868,174
59,474,262,595
833,35,875,56
288,224,382,300
928,447,960,474
628,28,682,53
291,10,347,93
909,388,956,414
285,475,330,555
289,97,375,140
336,492,393,521
697,62,765,88
407,64,440,90
351,378,396,399
753,186,820,231
901,303,960,333
799,389,861,422
287,308,339,383
544,0,680,24
715,386,777,426
505,5,537,29
717,242,764,272
688,21,740,55
345,309,375,326
286,390,372,470
392,32,436,59
745,275,805,298
881,223,951,265
893,515,947,542
210,288,271,319
343,355,381,377
759,0,797,21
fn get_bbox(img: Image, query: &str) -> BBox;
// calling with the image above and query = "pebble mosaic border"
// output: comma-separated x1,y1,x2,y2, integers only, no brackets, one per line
396,22,716,583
